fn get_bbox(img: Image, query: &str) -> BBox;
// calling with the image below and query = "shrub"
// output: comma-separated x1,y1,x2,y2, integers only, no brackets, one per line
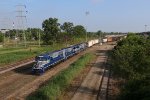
110,34,150,100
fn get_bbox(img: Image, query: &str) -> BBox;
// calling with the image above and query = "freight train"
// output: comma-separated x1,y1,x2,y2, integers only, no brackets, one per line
32,39,99,74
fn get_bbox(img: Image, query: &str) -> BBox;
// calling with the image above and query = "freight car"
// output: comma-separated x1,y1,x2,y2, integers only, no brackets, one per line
87,39,99,47
102,38,107,43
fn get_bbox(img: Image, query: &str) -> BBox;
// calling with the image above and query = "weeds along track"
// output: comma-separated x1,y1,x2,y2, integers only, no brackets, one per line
0,45,96,100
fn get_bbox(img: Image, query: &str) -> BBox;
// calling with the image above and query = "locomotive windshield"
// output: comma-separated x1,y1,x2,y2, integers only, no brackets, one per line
36,57,47,61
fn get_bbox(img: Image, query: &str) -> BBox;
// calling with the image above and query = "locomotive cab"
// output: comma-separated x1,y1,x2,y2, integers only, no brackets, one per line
32,55,51,74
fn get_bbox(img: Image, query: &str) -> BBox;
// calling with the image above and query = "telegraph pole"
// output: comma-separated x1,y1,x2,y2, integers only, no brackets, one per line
38,29,41,47
12,21,17,47
1,20,6,46
1,18,10,46
85,11,89,42
145,25,147,32
16,5,27,47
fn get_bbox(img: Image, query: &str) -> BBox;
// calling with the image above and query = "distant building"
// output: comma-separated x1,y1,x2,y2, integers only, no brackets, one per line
0,29,9,34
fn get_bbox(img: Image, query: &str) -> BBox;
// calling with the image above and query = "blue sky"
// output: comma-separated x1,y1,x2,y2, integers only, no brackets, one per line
0,0,150,32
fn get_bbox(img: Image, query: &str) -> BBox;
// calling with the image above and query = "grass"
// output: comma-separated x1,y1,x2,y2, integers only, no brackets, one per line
27,53,94,100
0,47,37,55
0,36,96,67
0,44,65,67
0,47,23,52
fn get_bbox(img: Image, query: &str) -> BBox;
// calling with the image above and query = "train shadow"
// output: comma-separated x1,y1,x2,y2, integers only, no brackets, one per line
93,62,109,74
75,86,98,95
96,50,107,54
93,70,104,76
13,63,35,75
96,50,112,54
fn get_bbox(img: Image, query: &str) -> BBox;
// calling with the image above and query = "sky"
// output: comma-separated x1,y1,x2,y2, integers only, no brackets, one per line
0,0,150,32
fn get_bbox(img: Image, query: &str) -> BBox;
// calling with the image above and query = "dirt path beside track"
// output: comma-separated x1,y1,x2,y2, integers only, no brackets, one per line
70,44,114,100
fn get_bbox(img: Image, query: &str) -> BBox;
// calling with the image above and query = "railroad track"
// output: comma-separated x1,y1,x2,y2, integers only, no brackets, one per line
0,43,113,100
96,44,113,100
70,43,114,100
0,45,96,100
97,58,110,100
7,47,96,100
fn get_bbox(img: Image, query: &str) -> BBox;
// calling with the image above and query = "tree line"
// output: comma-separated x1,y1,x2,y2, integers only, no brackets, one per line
0,17,104,45
42,18,88,44
0,17,129,45
111,34,150,100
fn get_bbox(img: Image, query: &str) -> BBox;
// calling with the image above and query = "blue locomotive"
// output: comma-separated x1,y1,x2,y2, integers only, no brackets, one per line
32,43,87,74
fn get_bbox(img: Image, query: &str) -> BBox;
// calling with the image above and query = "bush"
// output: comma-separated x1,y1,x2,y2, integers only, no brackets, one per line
119,76,150,100
110,34,150,100
111,34,150,80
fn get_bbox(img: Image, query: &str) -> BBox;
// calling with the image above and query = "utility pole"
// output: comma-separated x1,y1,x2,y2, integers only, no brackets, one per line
16,5,27,47
85,11,89,42
100,31,102,45
1,18,10,46
12,21,17,47
8,18,11,43
145,25,147,32
1,20,6,46
38,29,41,47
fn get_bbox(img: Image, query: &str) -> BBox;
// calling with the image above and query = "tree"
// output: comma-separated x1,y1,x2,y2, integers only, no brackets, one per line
0,32,3,42
96,30,103,40
111,35,150,79
110,34,150,100
73,25,86,36
42,18,60,44
6,30,16,39
26,28,43,41
96,30,102,36
60,22,74,45
61,22,74,34
119,77,150,100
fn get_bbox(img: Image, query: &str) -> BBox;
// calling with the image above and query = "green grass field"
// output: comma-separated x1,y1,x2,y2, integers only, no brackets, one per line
27,53,94,100
0,44,65,67
0,37,95,67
